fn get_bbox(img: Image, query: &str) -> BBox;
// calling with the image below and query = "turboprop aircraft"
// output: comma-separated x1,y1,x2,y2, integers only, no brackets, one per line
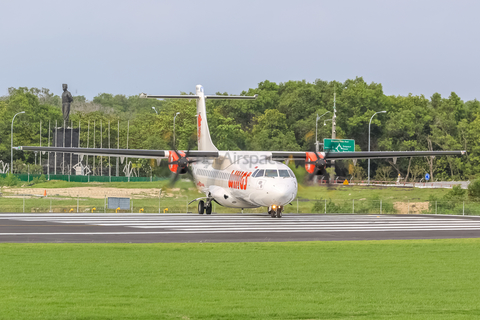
18,85,466,218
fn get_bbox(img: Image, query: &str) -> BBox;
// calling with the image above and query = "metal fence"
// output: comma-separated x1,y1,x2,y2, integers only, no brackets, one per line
0,196,479,215
0,174,168,183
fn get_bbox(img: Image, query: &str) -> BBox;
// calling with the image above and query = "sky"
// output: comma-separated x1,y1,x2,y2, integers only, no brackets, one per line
1,0,479,101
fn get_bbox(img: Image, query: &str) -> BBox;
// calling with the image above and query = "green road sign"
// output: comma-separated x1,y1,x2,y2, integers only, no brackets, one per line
323,139,355,153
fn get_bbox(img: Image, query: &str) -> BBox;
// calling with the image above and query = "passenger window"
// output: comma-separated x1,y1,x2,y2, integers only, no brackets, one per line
278,170,290,178
255,169,264,177
265,169,278,178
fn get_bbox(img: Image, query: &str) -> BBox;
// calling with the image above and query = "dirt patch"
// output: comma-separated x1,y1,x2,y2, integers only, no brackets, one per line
7,187,165,199
394,202,429,214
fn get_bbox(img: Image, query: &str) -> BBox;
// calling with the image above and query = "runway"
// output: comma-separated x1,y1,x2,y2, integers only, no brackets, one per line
1,213,480,243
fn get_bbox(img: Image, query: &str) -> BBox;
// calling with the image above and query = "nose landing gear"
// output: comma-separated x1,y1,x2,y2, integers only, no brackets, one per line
269,205,283,218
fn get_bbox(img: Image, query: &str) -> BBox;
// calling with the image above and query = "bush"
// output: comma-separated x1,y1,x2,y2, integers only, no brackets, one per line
446,185,466,199
468,179,480,201
3,174,19,187
312,200,324,213
32,175,47,185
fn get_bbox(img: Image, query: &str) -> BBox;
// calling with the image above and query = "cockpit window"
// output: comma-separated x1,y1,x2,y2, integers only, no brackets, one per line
254,169,264,177
252,169,259,177
278,170,290,178
265,169,278,177
288,170,295,178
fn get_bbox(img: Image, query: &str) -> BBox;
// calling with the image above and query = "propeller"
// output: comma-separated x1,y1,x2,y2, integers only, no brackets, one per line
167,134,198,187
305,148,334,186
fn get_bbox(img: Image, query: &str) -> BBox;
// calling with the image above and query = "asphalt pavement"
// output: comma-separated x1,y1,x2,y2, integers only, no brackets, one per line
1,213,480,243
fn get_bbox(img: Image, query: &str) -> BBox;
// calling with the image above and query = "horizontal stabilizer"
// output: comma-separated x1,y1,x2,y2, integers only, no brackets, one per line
139,93,258,100
205,94,258,100
140,94,198,99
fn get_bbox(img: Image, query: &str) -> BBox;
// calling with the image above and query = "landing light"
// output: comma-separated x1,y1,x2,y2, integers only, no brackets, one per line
272,205,276,209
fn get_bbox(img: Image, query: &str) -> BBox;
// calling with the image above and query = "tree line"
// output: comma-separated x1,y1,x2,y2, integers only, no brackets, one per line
1,77,479,181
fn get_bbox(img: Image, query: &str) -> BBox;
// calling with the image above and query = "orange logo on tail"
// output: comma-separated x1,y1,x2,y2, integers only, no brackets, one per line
197,113,202,139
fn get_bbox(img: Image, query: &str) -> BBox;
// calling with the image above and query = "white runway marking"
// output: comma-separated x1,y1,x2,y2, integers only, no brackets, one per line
1,213,480,235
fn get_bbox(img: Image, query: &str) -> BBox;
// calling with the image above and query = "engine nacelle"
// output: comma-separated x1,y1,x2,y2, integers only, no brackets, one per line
168,150,188,174
305,152,327,175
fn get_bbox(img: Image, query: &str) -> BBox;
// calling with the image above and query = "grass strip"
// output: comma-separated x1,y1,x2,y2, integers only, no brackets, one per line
1,239,480,319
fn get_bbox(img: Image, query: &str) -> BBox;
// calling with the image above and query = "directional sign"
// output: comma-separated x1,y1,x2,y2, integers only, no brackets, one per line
108,197,130,210
323,139,355,153
425,173,430,181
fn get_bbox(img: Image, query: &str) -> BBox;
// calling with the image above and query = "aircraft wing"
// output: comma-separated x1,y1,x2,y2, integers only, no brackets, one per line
271,150,466,160
16,146,219,159
17,147,465,160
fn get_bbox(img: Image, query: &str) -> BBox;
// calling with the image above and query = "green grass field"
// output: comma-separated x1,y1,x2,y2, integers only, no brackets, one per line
22,180,452,201
1,239,480,319
2,183,479,215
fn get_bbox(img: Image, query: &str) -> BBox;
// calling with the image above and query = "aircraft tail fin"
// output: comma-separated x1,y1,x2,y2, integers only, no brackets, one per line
195,85,257,151
140,86,257,152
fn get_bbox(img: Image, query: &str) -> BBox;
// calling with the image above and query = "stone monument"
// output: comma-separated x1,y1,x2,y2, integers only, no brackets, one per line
48,84,80,175
62,83,73,123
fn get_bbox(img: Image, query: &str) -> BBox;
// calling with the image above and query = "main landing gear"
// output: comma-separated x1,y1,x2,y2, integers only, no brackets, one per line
269,205,283,218
198,200,212,215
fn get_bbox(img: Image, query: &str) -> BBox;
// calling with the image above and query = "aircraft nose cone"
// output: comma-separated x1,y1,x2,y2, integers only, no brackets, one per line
270,181,297,206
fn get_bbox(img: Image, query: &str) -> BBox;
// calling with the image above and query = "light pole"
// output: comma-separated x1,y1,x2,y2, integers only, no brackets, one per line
11,111,25,174
152,106,158,114
173,112,180,147
368,110,387,184
315,111,330,152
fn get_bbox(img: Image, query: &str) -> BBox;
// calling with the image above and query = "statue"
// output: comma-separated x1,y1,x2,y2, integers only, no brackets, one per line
61,84,73,124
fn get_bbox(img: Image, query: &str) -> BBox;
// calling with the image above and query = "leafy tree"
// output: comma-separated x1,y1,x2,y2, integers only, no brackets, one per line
374,166,393,181
247,109,300,151
0,79,477,181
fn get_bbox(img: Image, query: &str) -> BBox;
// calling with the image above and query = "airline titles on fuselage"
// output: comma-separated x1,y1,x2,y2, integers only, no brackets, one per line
228,170,252,190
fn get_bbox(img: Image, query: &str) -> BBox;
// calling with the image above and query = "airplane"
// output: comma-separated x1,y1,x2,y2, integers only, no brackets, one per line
18,85,466,218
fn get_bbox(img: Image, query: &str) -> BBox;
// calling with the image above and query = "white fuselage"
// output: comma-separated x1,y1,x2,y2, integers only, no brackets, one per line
192,151,298,208
191,85,297,210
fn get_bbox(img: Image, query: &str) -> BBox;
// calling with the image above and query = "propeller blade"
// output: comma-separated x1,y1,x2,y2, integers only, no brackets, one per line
168,133,198,188
169,170,181,187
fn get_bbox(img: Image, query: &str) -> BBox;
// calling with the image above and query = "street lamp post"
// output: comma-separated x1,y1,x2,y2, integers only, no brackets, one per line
315,111,330,152
11,111,25,174
368,111,387,184
173,112,180,147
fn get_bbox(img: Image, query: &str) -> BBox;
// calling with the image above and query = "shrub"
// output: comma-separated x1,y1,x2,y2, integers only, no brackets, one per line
3,174,19,187
467,179,480,201
312,200,324,213
32,175,47,185
446,185,466,199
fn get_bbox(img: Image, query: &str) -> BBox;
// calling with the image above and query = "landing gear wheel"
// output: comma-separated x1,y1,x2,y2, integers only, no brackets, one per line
198,200,205,215
205,203,212,215
270,210,276,218
276,209,282,218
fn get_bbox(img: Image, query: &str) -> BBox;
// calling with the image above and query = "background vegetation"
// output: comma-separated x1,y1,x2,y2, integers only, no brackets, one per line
1,78,478,181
